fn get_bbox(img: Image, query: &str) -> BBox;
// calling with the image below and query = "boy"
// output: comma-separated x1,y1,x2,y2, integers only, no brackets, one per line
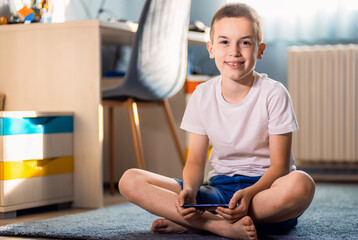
118,3,315,240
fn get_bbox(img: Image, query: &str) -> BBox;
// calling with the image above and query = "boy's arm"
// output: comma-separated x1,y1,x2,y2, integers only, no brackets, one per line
216,132,292,221
178,132,209,206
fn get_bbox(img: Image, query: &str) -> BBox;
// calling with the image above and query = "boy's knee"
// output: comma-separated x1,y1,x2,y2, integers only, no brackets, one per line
283,171,315,206
118,168,143,197
292,171,315,197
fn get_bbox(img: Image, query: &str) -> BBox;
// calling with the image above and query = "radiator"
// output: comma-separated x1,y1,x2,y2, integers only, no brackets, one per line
288,45,358,164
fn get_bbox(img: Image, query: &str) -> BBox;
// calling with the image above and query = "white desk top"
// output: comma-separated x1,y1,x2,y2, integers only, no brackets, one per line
99,20,208,46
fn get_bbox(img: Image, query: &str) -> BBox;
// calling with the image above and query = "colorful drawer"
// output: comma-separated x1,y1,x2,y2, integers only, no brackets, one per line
0,111,74,218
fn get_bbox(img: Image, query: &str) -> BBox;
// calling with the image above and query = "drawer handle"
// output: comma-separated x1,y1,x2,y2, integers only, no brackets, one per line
24,117,55,125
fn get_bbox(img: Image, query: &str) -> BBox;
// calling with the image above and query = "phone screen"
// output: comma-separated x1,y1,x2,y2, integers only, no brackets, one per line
183,204,229,211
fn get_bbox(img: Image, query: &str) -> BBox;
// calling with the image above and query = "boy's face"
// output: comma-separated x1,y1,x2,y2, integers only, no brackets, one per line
207,17,266,84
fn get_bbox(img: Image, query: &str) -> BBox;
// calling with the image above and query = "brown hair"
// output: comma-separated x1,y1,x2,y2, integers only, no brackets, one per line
210,3,263,44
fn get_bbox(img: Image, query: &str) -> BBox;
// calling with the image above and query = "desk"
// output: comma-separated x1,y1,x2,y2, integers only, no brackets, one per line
0,20,206,208
100,20,208,46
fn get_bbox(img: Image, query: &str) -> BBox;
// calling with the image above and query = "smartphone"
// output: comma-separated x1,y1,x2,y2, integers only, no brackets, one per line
183,204,229,211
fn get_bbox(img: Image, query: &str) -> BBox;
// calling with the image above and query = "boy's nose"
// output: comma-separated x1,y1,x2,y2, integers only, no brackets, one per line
229,44,242,57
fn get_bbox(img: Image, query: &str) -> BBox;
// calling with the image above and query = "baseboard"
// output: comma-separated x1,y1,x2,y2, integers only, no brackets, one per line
297,162,358,183
307,174,358,183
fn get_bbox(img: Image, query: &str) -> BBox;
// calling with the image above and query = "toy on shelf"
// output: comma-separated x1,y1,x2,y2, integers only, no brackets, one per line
8,0,51,23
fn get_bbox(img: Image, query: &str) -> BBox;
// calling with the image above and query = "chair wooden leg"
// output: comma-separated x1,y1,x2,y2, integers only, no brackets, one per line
162,99,186,167
127,98,145,169
108,106,115,194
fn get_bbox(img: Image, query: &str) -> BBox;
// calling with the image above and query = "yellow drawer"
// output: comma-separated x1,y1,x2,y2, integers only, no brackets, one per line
0,156,74,181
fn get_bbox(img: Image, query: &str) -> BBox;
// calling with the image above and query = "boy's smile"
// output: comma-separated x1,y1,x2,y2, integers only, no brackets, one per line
207,17,265,85
225,61,245,69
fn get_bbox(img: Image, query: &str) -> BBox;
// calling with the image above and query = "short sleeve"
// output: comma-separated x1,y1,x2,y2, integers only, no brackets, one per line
267,83,299,135
180,89,207,135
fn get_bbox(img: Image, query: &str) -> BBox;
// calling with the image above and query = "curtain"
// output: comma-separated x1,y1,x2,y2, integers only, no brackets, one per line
227,0,358,43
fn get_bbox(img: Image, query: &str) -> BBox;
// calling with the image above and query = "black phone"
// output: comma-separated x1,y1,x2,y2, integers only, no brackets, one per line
183,204,229,211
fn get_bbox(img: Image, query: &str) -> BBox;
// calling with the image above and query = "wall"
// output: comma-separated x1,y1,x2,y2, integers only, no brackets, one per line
0,0,11,17
63,0,144,22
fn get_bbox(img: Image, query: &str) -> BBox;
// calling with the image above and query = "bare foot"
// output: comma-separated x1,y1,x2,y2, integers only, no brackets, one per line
221,216,257,240
151,218,195,234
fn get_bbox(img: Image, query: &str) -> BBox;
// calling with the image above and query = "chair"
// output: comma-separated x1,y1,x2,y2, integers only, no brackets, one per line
102,0,190,193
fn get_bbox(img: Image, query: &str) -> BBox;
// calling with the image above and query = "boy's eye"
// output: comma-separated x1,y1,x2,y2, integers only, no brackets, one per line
241,41,251,46
219,40,228,44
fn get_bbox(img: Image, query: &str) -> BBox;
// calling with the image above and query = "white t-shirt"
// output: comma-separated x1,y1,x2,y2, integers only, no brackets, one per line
181,72,299,177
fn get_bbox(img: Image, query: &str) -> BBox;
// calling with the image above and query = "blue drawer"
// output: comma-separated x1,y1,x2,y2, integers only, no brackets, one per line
0,116,73,135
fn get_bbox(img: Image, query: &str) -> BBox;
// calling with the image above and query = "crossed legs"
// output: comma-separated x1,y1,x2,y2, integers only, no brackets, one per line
118,169,315,240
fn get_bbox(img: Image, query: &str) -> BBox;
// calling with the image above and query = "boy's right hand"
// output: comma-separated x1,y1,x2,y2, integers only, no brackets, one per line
176,188,204,220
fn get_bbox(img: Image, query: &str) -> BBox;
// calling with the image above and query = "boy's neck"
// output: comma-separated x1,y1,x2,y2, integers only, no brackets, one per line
221,73,254,104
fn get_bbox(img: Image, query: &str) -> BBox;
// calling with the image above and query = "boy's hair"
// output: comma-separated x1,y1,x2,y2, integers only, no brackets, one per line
210,3,263,44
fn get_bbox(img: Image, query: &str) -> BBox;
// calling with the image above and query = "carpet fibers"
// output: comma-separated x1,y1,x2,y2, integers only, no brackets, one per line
0,183,357,240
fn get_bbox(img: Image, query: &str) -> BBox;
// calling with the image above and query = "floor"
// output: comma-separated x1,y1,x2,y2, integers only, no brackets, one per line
0,189,128,240
1,174,357,240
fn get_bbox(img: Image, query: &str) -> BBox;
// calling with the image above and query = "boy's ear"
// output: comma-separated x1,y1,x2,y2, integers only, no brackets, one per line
257,42,266,60
206,41,215,59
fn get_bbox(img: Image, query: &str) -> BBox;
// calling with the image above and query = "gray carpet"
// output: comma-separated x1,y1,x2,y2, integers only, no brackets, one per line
0,183,357,240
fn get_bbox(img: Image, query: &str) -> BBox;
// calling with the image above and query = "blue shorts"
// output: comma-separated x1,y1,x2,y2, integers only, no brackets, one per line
174,174,298,234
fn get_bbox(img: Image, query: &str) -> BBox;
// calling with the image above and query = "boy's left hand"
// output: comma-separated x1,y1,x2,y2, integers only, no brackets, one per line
215,189,252,223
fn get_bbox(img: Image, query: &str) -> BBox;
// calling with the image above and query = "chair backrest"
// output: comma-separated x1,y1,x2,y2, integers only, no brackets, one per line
104,0,191,101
